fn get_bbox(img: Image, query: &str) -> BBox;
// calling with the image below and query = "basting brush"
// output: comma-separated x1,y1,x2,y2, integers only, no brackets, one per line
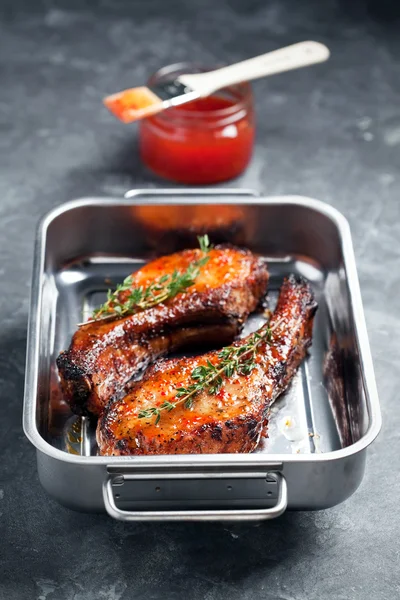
104,41,330,123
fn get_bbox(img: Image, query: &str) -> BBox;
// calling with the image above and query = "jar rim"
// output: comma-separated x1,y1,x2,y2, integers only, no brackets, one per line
147,62,253,121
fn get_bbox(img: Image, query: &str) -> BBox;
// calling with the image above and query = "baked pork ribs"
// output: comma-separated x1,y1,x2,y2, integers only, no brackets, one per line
57,245,268,417
97,275,317,455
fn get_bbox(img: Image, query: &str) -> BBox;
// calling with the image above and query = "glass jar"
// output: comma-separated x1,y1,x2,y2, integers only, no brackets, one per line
138,63,255,184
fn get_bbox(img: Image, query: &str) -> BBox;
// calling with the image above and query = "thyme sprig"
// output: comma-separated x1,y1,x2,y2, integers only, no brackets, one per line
79,235,212,326
138,319,283,425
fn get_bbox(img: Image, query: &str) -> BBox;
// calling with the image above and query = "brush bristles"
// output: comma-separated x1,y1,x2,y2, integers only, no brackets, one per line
103,86,164,123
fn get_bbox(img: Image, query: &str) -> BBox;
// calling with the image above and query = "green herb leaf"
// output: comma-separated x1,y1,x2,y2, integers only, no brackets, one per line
138,322,278,424
198,234,212,253
81,235,213,326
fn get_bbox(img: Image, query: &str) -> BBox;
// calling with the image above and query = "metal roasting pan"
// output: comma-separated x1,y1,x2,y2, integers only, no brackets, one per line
23,189,381,521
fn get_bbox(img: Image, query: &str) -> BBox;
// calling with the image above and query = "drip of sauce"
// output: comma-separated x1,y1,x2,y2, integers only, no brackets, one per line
65,417,83,455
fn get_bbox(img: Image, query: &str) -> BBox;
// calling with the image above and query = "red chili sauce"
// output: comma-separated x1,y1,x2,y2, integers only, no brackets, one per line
139,89,255,185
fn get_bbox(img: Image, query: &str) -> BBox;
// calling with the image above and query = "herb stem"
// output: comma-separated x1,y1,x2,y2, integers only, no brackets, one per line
78,235,212,327
138,317,285,425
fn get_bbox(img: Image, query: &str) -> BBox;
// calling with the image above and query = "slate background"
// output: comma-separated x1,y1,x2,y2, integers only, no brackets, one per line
0,0,399,598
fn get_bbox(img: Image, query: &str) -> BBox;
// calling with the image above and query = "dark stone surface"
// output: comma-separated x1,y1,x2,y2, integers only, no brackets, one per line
0,0,399,598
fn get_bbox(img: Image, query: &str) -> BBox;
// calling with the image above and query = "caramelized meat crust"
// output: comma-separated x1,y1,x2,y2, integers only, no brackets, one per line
57,246,268,417
97,275,317,456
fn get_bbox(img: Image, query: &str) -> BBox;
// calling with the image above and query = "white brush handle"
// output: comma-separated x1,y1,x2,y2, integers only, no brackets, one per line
178,41,330,97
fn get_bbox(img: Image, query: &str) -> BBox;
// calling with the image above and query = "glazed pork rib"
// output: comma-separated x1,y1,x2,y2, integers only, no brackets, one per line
97,275,317,456
57,245,268,417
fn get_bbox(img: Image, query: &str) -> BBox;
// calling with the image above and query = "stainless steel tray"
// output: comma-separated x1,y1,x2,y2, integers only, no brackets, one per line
23,190,381,521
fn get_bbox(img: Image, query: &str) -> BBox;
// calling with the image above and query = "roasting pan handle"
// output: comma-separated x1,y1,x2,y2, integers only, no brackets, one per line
102,472,287,522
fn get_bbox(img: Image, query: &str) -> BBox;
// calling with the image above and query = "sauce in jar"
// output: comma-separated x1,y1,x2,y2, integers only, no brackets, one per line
139,63,255,184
